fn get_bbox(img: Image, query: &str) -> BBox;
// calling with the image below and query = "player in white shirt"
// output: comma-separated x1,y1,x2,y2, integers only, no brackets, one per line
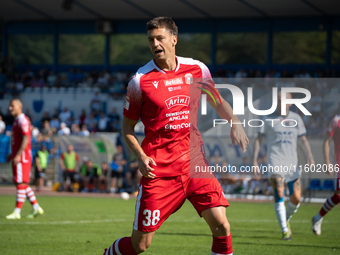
252,91,315,240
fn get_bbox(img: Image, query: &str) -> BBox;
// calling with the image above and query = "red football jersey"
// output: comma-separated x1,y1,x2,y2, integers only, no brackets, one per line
327,115,340,164
123,56,218,177
11,113,31,164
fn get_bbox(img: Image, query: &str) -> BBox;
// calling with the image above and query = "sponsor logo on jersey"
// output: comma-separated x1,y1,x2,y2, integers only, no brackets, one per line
165,122,191,130
124,96,130,110
185,73,193,84
165,95,190,109
169,115,188,122
168,86,181,92
152,81,159,89
164,77,183,87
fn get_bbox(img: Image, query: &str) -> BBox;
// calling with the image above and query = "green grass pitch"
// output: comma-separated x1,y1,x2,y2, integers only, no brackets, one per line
0,195,339,254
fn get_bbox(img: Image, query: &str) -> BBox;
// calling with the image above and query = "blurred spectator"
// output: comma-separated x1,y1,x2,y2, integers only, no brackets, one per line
91,68,99,83
110,145,126,193
59,107,71,123
235,68,247,83
294,69,302,78
84,114,97,131
0,115,5,134
41,121,52,136
58,123,70,135
239,156,251,194
99,162,109,193
125,155,142,192
59,144,79,191
310,90,322,119
31,126,40,138
79,109,87,126
82,160,101,193
255,70,263,78
314,67,324,78
34,144,49,192
107,107,120,132
0,130,10,164
90,91,102,113
47,71,57,87
79,156,89,191
50,115,60,132
25,109,32,122
40,111,51,127
71,123,80,135
98,112,108,132
301,70,311,78
79,124,90,136
116,69,127,83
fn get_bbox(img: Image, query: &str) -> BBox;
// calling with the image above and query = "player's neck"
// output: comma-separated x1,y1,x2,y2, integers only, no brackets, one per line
13,112,22,119
154,56,177,71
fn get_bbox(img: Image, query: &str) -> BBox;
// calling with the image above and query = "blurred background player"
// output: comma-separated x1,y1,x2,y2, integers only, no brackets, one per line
252,91,315,240
34,144,49,192
58,144,79,191
125,155,142,193
312,114,340,235
99,162,109,193
6,98,44,219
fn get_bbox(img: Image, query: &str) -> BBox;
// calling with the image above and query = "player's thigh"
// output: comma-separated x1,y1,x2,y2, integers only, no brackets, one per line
287,178,301,204
13,162,30,184
133,176,186,233
187,176,229,217
201,206,230,237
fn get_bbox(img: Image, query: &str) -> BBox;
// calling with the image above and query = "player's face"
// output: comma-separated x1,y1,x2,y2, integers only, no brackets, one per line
147,27,177,62
8,100,22,118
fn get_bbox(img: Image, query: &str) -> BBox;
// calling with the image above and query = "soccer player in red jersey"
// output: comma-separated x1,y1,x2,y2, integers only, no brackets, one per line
103,17,248,255
6,98,44,219
312,114,340,235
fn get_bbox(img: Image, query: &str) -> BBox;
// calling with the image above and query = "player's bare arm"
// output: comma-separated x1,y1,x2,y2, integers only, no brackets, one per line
35,157,42,172
58,157,66,171
122,116,156,179
252,133,264,174
299,135,315,166
323,133,333,176
209,97,249,152
13,135,29,165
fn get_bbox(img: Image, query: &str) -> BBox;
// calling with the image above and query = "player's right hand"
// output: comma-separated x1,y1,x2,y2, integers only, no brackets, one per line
138,154,156,179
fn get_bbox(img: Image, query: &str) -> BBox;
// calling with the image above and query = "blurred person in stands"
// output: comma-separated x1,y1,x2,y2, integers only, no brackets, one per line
91,68,100,84
40,111,51,128
41,121,52,136
100,161,109,193
71,123,80,135
79,109,87,127
108,107,120,132
125,155,142,192
34,144,49,192
84,113,97,132
79,124,90,137
47,71,57,87
110,145,126,193
59,107,71,123
59,144,79,191
81,159,101,193
50,115,60,133
90,91,102,113
58,123,70,136
6,98,44,219
98,112,108,132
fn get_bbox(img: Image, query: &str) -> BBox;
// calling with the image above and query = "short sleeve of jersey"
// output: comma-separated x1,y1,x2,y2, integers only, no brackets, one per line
297,115,307,136
198,62,221,104
123,77,142,121
19,117,30,136
327,117,336,137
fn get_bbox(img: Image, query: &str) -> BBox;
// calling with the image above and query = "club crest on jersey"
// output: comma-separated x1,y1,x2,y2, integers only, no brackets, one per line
164,77,183,87
185,73,193,84
165,95,190,109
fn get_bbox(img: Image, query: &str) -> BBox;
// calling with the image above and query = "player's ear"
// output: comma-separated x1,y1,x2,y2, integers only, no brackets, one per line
172,35,177,47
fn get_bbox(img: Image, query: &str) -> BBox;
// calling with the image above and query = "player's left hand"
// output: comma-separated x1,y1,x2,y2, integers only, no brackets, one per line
13,155,20,165
307,157,315,166
230,123,249,153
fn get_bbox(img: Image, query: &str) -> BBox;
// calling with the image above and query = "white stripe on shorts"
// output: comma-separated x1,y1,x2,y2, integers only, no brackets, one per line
17,163,23,183
133,185,143,230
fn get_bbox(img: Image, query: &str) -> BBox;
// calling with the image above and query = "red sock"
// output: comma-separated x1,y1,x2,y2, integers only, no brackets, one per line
319,193,340,217
104,237,137,255
16,184,28,210
25,186,38,206
211,235,233,255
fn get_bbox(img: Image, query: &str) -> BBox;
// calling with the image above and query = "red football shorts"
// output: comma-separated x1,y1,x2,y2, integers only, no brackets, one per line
335,170,340,191
133,173,229,232
12,162,31,184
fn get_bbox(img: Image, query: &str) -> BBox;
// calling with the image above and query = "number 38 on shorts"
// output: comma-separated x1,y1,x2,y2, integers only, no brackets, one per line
142,209,160,227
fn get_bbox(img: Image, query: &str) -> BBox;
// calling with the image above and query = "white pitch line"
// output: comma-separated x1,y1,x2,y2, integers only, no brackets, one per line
1,218,339,225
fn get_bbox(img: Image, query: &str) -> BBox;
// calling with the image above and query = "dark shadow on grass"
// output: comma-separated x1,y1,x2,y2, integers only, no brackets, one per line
234,241,340,250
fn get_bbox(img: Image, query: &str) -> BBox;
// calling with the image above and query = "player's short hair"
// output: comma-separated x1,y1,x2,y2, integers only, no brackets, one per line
11,98,23,107
146,17,178,36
